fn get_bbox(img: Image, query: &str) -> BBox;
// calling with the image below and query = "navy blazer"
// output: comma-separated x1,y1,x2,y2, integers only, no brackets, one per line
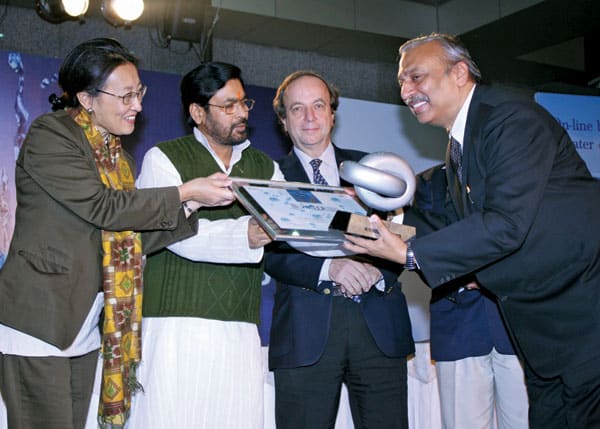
410,85,600,377
265,144,414,370
408,164,515,362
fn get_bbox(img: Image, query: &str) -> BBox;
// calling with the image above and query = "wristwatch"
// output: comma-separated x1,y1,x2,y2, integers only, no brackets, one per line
404,241,417,270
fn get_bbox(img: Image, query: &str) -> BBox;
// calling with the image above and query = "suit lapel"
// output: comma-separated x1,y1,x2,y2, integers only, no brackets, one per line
278,152,310,182
449,86,487,218
462,87,485,195
461,86,493,216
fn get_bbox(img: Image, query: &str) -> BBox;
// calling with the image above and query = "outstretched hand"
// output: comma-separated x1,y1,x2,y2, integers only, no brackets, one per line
342,215,408,264
179,172,235,210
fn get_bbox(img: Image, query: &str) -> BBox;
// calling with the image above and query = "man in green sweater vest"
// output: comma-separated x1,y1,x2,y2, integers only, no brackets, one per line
129,62,284,429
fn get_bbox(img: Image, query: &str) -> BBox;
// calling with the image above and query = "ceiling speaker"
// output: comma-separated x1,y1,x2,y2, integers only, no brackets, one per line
163,0,210,42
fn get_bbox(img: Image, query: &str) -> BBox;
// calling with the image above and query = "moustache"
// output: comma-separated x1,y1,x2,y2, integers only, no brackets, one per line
404,94,430,106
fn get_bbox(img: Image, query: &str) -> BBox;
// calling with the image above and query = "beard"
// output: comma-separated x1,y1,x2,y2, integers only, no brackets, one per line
203,116,249,147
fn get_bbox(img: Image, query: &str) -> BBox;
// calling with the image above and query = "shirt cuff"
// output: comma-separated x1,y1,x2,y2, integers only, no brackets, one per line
319,258,333,282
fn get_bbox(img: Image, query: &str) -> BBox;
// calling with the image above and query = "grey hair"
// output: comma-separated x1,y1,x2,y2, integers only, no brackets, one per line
399,33,482,83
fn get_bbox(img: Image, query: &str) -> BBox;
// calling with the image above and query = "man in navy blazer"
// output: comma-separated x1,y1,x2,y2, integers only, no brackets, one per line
345,33,600,428
265,71,414,429
409,164,528,428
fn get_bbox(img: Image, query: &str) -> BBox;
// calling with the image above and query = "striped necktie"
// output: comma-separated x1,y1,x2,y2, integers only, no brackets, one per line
309,158,361,302
449,136,463,184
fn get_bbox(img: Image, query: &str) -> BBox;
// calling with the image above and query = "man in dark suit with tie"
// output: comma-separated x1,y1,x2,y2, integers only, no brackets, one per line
344,33,600,428
265,70,414,428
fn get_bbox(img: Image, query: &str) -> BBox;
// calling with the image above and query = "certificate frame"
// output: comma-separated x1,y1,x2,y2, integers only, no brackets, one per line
231,177,367,243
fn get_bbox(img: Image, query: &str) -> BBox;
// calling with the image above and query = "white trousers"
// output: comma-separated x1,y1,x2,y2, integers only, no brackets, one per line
436,348,529,429
127,317,264,429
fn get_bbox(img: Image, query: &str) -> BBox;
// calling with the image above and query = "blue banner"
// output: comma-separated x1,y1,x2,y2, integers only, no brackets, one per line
535,92,600,178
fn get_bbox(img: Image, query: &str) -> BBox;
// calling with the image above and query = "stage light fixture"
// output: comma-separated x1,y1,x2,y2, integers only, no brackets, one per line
36,0,89,23
102,0,144,26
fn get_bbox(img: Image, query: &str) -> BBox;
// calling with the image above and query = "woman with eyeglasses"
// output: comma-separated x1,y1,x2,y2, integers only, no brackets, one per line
0,38,235,429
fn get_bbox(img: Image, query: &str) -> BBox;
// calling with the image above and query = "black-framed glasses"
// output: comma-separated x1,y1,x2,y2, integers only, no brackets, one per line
207,98,255,115
95,85,147,105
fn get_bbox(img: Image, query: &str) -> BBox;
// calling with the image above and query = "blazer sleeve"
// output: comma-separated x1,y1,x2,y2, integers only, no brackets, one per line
21,112,185,233
265,242,401,292
141,211,199,255
264,241,325,290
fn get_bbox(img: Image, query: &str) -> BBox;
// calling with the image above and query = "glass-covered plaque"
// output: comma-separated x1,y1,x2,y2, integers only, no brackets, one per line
231,177,367,243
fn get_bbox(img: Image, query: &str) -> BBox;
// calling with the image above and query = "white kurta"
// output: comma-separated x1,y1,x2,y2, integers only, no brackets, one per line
128,130,283,429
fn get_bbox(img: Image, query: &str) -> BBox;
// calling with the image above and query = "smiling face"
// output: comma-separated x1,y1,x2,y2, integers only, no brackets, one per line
82,62,143,137
398,41,472,131
199,78,249,148
280,75,335,158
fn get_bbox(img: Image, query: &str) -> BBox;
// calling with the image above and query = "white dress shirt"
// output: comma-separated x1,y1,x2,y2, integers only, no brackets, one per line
449,85,476,149
136,127,284,263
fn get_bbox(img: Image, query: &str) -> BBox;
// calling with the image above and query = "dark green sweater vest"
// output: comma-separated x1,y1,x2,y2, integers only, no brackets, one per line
142,135,274,323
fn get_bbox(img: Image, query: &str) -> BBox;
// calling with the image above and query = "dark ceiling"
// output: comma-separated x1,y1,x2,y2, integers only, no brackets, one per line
458,0,599,94
15,0,600,95
180,0,600,95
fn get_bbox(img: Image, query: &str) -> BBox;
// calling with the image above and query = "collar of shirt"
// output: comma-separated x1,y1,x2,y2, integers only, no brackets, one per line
293,143,340,186
193,127,251,174
449,84,476,148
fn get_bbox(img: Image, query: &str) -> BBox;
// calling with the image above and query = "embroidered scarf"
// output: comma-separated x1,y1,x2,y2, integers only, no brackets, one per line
73,109,143,428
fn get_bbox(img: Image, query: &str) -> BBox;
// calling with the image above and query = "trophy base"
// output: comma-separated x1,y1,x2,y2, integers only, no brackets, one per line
329,212,415,241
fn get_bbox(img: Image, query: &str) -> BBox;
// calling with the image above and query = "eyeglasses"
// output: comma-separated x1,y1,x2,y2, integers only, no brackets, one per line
207,98,255,115
95,85,148,105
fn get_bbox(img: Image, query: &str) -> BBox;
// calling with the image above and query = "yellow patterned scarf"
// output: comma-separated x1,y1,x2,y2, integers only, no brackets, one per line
73,109,143,428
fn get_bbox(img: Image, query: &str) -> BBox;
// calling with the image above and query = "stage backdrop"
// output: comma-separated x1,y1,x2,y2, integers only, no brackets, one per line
535,92,600,179
2,50,599,344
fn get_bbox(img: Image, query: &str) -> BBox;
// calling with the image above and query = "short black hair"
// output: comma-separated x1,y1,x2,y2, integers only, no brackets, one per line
180,62,244,127
50,38,138,111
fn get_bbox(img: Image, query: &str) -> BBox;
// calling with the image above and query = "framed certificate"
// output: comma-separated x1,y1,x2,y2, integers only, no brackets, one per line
231,178,367,243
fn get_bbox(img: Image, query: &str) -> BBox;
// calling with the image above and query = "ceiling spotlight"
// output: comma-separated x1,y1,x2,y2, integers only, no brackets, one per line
102,0,145,26
36,0,89,23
